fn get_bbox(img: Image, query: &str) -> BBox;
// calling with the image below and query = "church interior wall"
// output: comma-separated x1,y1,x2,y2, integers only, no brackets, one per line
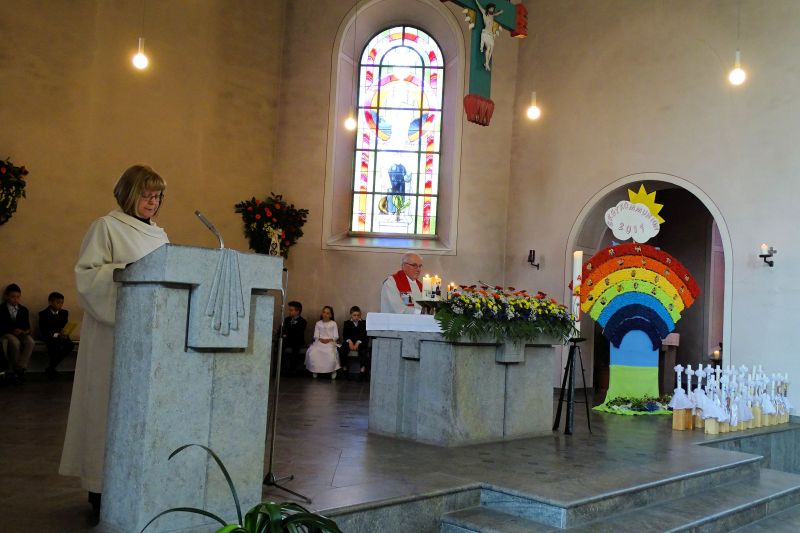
271,0,520,319
3,0,797,409
0,1,286,320
505,0,800,403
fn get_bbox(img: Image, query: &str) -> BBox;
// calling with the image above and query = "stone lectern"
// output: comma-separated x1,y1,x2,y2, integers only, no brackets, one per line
367,313,561,447
100,245,282,533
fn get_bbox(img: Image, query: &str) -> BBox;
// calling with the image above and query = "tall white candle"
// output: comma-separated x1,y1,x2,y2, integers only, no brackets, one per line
422,274,432,298
572,250,583,327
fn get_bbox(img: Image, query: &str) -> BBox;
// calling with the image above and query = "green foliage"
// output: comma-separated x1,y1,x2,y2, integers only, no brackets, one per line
141,444,342,533
234,193,309,258
605,395,672,412
435,285,576,343
0,158,29,225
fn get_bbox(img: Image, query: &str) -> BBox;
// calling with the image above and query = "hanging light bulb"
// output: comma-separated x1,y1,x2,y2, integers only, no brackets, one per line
526,91,542,120
344,109,357,130
133,37,149,70
728,49,746,86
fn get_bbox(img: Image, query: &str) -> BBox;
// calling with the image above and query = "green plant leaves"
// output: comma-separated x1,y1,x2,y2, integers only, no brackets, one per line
140,507,229,532
143,444,343,533
169,443,244,526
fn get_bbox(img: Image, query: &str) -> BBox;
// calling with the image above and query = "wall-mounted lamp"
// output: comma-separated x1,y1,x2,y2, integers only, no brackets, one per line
527,250,540,269
759,243,776,267
710,342,723,362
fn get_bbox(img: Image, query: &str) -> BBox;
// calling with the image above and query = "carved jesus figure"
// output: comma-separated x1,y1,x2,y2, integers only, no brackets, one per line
476,0,503,70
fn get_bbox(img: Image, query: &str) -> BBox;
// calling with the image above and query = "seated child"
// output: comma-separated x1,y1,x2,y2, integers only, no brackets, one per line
339,306,368,378
38,291,76,378
280,300,307,376
305,306,340,379
1,283,35,383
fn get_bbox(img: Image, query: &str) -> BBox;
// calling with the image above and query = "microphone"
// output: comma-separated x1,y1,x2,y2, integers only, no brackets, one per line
195,210,225,249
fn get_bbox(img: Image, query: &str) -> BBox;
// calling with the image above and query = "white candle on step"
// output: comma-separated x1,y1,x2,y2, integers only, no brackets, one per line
572,250,583,328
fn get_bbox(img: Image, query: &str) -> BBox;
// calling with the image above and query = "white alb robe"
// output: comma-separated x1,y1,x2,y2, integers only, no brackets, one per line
59,209,169,492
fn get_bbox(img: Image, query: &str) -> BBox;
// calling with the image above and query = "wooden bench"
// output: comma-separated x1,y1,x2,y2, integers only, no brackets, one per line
1,312,78,374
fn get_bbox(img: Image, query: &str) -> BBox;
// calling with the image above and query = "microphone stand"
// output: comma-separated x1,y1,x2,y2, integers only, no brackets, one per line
262,268,312,503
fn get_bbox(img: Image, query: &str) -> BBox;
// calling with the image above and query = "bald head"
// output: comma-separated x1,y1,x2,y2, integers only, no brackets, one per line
400,252,423,281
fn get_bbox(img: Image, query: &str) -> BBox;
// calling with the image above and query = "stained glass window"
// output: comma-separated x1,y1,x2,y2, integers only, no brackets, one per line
350,26,443,236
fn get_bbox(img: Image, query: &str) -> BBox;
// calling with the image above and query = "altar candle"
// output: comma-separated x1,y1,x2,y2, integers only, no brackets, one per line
572,250,583,325
422,274,432,298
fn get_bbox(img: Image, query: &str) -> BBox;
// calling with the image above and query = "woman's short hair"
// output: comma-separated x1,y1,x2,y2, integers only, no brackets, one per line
113,165,166,217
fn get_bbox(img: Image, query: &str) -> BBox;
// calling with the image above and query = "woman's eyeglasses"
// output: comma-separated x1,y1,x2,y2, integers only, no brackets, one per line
140,193,163,202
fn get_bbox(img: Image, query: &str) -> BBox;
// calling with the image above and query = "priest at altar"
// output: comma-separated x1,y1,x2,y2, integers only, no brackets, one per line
379,252,424,314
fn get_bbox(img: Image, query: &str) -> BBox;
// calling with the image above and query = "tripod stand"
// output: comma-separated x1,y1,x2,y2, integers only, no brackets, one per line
263,268,312,503
552,337,592,435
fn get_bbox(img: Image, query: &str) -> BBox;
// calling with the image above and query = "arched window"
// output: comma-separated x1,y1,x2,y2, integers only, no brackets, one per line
350,26,444,236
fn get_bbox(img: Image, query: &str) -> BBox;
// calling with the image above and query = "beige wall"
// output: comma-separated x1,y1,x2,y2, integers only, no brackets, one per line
0,1,285,325
506,0,800,401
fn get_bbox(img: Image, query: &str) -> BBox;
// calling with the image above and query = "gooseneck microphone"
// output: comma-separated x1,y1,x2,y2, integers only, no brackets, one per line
195,210,224,249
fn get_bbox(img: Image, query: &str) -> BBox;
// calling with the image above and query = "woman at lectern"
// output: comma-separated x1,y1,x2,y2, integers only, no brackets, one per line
59,165,170,513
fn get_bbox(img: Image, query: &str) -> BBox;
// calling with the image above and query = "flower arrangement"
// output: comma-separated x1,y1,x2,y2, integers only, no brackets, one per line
434,285,577,343
600,395,673,415
0,158,29,226
234,193,308,258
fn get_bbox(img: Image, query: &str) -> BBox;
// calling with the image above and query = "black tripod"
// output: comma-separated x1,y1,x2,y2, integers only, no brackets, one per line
263,268,312,503
553,338,592,435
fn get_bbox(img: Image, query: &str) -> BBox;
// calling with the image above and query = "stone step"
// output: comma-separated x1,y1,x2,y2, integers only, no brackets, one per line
732,501,800,532
441,468,800,532
566,468,800,532
479,454,762,527
441,506,555,533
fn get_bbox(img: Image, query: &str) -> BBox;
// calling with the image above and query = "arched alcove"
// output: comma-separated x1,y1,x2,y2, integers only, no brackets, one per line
322,0,466,253
564,172,732,394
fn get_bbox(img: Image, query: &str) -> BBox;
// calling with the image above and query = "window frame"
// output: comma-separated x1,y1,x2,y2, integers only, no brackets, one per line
321,0,465,254
348,25,446,238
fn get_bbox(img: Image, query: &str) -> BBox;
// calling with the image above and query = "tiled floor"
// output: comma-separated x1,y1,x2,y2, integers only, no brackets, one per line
0,373,793,532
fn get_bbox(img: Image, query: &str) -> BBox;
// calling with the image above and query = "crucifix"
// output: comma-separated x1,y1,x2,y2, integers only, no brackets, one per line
442,0,528,126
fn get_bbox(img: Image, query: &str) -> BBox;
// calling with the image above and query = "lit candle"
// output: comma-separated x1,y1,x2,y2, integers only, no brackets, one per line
760,243,769,255
572,250,583,327
422,274,432,299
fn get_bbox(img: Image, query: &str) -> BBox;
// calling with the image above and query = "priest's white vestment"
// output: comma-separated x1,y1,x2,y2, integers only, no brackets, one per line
59,209,169,492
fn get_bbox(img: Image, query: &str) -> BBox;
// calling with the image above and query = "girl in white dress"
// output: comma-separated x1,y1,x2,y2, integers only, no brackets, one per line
305,306,340,379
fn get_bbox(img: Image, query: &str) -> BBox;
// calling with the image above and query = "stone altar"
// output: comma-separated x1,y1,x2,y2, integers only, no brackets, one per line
367,313,562,446
100,245,283,532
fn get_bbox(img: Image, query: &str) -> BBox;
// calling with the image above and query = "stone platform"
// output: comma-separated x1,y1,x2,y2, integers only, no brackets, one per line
5,376,800,532
261,379,800,532
368,327,560,446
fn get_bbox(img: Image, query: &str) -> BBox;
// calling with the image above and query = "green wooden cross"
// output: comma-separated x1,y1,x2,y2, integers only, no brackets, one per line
442,0,528,125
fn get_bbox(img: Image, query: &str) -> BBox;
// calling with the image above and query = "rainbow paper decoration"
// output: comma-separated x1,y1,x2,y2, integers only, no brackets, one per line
581,243,700,350
580,243,700,414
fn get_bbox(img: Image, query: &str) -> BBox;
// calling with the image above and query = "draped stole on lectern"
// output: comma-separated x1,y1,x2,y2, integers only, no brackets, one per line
205,249,246,335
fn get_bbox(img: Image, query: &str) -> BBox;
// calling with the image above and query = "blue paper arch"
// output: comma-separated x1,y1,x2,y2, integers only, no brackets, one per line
597,292,675,331
603,304,672,350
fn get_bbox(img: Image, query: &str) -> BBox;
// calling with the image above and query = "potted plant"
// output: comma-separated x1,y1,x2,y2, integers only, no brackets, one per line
141,444,342,533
